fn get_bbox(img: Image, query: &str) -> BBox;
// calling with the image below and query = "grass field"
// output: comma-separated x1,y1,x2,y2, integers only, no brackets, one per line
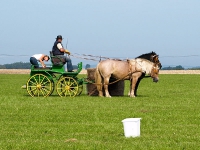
0,74,200,149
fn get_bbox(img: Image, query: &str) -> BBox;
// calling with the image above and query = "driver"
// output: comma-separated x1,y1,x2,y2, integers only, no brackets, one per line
52,35,73,72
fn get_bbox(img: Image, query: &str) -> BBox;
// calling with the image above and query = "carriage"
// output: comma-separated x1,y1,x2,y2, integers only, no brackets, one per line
25,52,85,97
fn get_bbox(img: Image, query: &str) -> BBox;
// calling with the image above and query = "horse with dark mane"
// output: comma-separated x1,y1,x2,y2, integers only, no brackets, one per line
95,58,160,97
134,51,162,96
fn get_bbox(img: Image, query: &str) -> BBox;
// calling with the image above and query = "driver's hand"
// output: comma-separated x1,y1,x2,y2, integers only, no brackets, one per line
65,49,71,55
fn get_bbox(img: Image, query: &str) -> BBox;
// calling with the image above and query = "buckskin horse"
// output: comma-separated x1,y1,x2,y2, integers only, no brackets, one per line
134,51,161,96
95,58,160,97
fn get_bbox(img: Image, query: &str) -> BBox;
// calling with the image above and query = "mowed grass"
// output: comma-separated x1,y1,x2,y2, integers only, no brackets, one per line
0,74,200,149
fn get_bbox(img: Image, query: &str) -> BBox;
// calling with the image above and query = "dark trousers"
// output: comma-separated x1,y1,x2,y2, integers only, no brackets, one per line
30,57,39,68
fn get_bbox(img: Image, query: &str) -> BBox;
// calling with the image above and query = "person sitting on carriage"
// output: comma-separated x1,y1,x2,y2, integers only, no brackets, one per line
30,54,50,68
52,35,73,72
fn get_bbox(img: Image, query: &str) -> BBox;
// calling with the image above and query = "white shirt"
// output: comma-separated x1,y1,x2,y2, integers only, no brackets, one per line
32,54,43,61
57,43,63,49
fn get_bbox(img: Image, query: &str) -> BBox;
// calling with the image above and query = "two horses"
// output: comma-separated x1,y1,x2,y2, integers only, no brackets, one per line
95,52,161,97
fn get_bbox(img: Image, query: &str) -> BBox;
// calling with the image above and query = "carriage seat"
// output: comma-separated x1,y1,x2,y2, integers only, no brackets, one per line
49,51,66,66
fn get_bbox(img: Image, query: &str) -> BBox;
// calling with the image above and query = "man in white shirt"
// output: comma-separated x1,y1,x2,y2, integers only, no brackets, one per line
30,54,49,68
52,35,73,72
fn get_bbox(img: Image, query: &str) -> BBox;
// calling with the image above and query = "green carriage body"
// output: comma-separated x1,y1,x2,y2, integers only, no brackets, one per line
26,53,84,97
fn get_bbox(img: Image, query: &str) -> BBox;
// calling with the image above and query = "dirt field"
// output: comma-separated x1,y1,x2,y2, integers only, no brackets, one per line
0,69,200,74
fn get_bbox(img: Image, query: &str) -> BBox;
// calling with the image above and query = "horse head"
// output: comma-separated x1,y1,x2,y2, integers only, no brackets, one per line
150,63,160,82
134,58,160,82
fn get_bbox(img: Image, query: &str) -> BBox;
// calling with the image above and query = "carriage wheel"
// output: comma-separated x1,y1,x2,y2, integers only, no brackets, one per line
56,77,79,97
77,84,83,96
26,74,53,97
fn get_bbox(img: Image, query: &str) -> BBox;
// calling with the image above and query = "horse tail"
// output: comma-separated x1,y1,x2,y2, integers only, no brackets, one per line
95,64,103,96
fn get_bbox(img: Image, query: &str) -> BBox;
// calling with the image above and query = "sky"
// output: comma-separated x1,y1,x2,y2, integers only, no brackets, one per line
0,0,200,68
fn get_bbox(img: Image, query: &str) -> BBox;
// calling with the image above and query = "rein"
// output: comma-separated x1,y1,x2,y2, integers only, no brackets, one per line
86,71,134,86
85,72,133,96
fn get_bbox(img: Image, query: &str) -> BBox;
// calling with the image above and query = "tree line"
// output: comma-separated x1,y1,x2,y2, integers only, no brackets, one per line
162,65,200,70
0,62,31,69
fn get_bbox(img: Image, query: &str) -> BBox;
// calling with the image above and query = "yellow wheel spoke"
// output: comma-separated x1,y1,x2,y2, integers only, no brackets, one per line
60,82,65,87
39,89,43,96
40,76,45,84
41,85,50,88
39,74,40,83
69,89,76,95
29,87,37,92
37,89,40,97
40,87,49,96
70,86,78,89
43,87,51,93
29,80,37,85
64,79,67,85
64,90,67,97
34,88,38,95
67,90,71,97
57,87,65,90
42,80,50,85
33,76,38,84
28,85,37,88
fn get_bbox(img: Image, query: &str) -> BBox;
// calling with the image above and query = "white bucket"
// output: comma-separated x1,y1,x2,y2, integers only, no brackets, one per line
122,118,141,138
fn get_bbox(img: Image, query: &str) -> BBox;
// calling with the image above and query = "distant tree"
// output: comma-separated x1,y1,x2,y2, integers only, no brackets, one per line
187,67,200,70
175,65,184,70
4,62,31,69
0,65,6,69
162,66,173,70
85,64,91,69
72,65,78,69
162,65,184,70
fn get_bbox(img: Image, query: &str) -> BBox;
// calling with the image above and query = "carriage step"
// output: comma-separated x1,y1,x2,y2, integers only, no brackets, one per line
21,85,26,89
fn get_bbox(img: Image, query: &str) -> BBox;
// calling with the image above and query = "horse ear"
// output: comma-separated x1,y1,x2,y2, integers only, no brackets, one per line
152,55,158,62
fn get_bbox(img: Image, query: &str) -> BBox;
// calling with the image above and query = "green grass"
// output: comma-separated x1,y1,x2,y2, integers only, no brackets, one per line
0,74,200,149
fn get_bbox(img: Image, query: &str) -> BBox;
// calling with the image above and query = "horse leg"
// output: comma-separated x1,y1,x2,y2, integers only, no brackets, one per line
104,77,111,98
97,84,103,97
95,68,104,97
130,76,140,97
134,73,145,96
130,78,136,97
128,79,132,96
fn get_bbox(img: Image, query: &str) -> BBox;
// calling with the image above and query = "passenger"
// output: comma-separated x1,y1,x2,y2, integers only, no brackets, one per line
52,35,73,72
30,54,50,68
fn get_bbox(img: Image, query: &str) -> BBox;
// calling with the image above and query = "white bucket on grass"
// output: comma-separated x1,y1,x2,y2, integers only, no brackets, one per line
122,118,141,138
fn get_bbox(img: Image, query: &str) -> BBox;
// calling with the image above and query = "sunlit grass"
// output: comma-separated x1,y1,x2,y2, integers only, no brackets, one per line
0,74,200,149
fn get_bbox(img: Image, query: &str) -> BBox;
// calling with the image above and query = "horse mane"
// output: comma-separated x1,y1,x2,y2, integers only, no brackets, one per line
135,58,156,74
135,51,158,61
